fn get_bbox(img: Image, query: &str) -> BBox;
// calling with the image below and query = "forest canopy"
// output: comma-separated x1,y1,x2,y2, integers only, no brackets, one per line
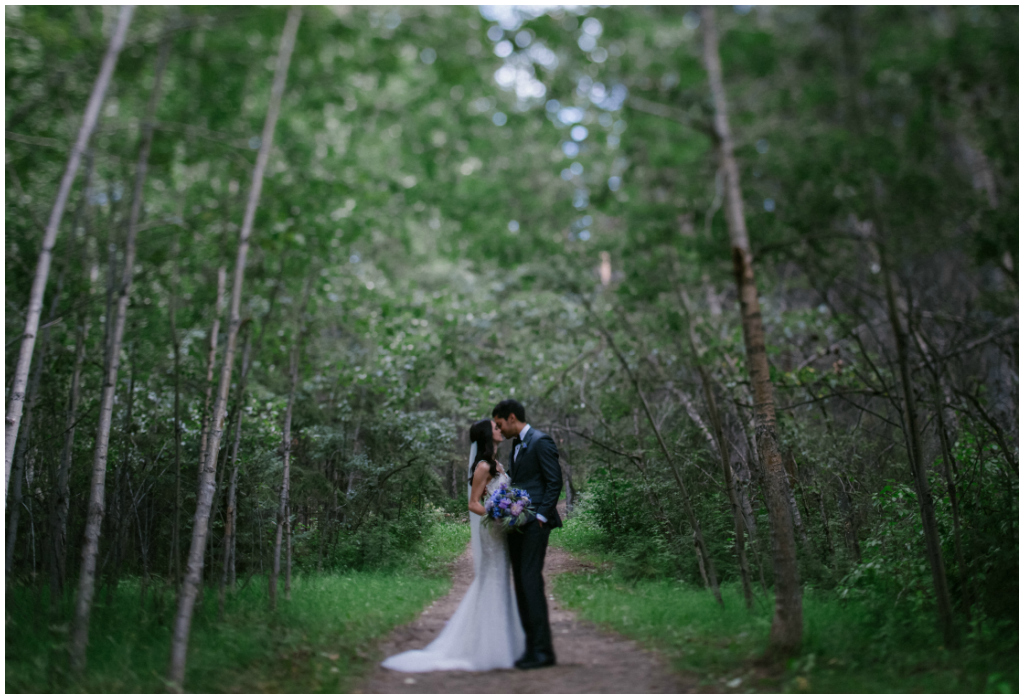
4,4,1018,692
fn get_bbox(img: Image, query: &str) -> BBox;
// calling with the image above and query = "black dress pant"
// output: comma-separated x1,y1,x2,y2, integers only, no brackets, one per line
508,519,553,657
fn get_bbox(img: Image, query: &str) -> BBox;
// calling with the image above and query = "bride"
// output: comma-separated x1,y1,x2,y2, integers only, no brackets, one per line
381,419,526,672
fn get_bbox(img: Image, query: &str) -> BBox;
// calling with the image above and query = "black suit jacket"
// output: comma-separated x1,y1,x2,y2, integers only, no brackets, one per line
510,427,563,528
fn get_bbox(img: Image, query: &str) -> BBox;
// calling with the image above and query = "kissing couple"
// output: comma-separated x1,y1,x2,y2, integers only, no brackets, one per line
382,398,563,672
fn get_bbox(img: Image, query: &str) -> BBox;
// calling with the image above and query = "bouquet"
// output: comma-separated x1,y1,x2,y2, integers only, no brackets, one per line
482,482,535,530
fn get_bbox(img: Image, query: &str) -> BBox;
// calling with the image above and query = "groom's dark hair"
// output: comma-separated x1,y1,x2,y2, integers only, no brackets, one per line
492,398,526,422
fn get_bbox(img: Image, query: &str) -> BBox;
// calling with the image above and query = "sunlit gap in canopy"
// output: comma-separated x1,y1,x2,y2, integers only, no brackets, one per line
481,4,630,245
478,5,630,254
480,5,571,106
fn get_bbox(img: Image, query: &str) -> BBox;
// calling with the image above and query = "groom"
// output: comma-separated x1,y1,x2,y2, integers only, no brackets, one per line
492,399,562,670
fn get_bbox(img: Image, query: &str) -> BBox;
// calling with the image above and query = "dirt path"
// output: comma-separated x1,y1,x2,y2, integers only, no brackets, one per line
361,544,700,693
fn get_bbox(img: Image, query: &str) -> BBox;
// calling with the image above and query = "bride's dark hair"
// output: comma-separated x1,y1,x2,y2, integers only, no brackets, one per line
469,419,498,480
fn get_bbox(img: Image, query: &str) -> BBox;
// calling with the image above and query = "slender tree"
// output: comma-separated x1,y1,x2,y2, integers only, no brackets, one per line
878,236,956,645
197,266,227,478
69,25,169,672
701,5,802,655
270,274,312,610
219,264,286,614
46,151,97,607
168,234,183,587
833,6,958,645
218,325,251,617
8,186,84,581
49,315,90,605
586,298,724,607
678,285,755,610
167,8,302,689
5,5,134,501
285,502,293,598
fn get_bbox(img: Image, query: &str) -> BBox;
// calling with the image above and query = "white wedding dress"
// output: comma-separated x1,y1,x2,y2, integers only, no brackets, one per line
381,470,525,672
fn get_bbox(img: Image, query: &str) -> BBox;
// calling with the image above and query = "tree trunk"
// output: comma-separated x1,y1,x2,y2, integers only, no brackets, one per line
836,4,956,643
128,471,150,609
202,436,230,583
11,173,81,582
817,488,835,558
68,24,168,672
271,325,305,610
592,304,723,607
677,285,755,610
169,236,183,587
879,243,956,647
285,502,293,600
318,498,326,572
834,475,861,561
702,5,802,656
933,386,971,619
913,327,973,620
166,8,301,689
5,292,56,579
218,326,251,618
6,443,27,581
47,151,97,609
49,316,90,607
562,457,574,515
219,264,283,612
197,266,227,479
5,5,133,501
105,343,137,605
557,427,575,516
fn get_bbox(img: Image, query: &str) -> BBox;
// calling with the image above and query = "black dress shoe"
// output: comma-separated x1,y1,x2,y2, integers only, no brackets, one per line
515,652,556,670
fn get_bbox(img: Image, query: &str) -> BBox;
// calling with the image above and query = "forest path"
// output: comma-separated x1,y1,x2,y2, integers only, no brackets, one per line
360,543,700,693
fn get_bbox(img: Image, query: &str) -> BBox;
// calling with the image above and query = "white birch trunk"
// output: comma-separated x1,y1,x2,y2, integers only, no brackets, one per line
47,151,96,607
270,272,311,609
270,342,300,610
5,5,134,502
166,8,301,689
218,328,252,617
197,266,227,478
169,237,183,586
702,5,802,656
68,26,168,672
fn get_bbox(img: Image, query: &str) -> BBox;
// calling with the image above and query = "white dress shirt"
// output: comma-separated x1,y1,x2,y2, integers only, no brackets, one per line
513,424,530,462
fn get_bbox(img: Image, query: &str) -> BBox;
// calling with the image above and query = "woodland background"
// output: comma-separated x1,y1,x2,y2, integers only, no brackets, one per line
4,4,1018,693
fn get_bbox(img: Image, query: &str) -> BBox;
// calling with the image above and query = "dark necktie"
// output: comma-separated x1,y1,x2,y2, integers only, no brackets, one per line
512,436,522,465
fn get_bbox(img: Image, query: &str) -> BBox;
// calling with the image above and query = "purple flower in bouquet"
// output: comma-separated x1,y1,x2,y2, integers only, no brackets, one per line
481,484,534,530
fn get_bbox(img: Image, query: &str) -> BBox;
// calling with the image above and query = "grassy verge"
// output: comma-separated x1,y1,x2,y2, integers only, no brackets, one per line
6,518,470,693
550,512,1017,693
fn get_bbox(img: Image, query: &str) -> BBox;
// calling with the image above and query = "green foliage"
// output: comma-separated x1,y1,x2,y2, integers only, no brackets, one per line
582,473,689,581
324,507,448,572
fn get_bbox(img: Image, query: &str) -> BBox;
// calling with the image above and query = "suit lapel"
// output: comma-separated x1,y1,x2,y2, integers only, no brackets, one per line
511,428,532,481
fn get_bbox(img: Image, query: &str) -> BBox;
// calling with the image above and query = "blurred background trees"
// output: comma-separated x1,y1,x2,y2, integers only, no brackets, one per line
5,4,1017,687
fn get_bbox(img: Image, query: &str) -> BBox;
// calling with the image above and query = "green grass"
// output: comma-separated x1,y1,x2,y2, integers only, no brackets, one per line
6,518,470,693
550,513,1018,693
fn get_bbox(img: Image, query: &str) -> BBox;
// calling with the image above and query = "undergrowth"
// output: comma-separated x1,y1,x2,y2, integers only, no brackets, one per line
5,518,470,693
550,501,1018,693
